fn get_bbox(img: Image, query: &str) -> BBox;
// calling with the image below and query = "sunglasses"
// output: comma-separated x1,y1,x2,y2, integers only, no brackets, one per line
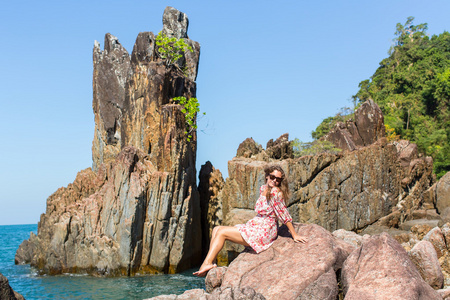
268,174,283,183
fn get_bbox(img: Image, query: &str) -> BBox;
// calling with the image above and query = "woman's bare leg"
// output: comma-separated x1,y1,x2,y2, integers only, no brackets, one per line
193,226,249,277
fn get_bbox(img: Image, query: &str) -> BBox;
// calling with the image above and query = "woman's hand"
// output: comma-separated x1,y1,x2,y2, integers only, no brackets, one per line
285,222,307,243
292,232,307,243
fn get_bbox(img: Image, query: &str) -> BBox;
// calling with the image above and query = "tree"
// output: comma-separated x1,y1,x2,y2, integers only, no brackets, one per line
313,17,450,178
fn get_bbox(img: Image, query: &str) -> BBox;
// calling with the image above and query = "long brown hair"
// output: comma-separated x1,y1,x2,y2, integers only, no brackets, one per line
264,164,290,200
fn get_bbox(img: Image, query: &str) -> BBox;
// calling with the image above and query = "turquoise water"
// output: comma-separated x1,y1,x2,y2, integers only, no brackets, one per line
0,224,205,299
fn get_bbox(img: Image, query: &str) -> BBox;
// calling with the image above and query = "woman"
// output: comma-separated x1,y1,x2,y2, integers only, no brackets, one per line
193,164,307,277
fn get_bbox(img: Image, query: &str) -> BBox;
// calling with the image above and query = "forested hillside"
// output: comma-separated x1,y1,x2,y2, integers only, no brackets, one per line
313,17,450,178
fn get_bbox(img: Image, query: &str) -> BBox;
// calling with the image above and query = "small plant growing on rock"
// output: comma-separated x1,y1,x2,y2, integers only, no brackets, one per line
173,96,205,142
292,139,342,157
156,32,193,67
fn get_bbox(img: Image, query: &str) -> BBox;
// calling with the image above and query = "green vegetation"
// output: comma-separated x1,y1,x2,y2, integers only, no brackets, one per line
292,139,342,157
313,17,450,178
173,96,205,142
311,107,353,140
155,32,193,67
156,33,204,142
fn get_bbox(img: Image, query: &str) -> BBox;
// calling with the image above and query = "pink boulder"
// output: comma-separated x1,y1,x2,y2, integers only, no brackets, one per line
209,223,353,300
342,232,441,299
409,240,444,290
423,227,447,258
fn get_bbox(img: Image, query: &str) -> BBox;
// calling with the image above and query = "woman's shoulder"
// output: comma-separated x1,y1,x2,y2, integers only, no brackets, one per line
270,187,282,198
271,186,281,193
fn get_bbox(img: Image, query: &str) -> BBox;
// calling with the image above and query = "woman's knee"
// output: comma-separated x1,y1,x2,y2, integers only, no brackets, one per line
215,226,236,239
212,226,219,237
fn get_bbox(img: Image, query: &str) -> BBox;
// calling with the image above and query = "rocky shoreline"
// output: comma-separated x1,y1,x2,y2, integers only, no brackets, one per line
148,221,450,299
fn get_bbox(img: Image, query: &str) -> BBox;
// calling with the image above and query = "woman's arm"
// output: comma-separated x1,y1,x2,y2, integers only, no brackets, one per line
286,221,307,243
268,188,307,243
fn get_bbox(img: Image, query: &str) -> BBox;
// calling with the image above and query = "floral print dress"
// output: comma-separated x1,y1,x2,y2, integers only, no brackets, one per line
235,185,293,253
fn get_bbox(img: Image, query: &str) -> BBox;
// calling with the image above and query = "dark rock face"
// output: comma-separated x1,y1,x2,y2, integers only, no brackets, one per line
198,162,225,258
265,133,293,159
92,6,200,171
0,272,25,300
92,33,131,172
236,138,263,158
161,7,188,39
16,7,202,276
342,233,441,299
323,99,385,152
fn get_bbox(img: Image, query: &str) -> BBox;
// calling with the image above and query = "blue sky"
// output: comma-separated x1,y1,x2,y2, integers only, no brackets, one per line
1,0,450,225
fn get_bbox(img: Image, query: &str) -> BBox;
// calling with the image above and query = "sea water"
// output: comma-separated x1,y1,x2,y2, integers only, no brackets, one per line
0,224,205,300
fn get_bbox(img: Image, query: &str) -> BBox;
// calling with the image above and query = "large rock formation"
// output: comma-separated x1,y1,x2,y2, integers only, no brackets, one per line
323,99,385,152
211,224,353,300
151,224,450,299
15,7,202,276
198,100,435,264
149,223,354,300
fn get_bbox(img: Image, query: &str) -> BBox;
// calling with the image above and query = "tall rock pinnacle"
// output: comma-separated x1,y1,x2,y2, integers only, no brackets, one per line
16,7,202,276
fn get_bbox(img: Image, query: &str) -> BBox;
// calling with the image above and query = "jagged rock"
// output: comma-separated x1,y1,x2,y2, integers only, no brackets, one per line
16,7,202,276
0,272,25,300
92,33,131,172
215,131,434,240
354,99,385,145
436,172,450,214
395,140,419,168
423,227,447,258
324,121,360,151
323,99,384,151
92,6,200,172
160,6,199,81
130,32,155,65
161,6,188,39
17,146,201,275
236,138,263,158
409,240,444,289
205,108,434,263
342,233,441,299
206,224,353,300
265,133,293,159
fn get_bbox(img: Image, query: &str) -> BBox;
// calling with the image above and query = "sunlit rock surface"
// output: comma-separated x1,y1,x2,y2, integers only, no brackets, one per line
15,6,202,276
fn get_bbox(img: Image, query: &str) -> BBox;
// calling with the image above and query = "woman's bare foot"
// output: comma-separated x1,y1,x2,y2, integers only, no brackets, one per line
193,263,217,277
